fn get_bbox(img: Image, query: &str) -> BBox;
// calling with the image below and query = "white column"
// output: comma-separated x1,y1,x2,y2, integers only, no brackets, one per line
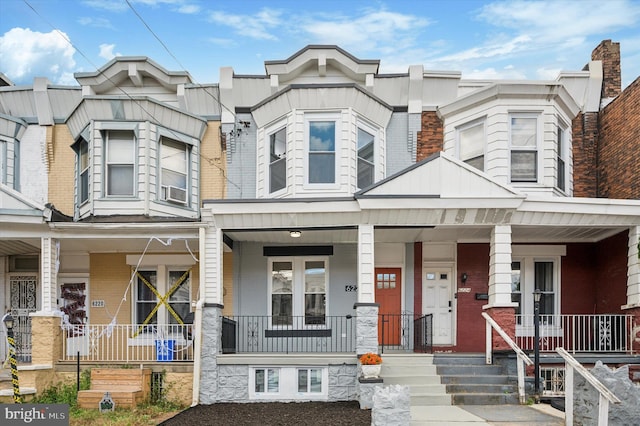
357,224,375,303
486,225,517,308
623,225,640,308
202,225,223,306
39,237,59,314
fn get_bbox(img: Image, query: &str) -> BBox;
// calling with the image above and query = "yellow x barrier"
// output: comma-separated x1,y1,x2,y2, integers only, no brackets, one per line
133,270,189,337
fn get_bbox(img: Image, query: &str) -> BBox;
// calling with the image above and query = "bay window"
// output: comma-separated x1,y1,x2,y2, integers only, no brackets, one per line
457,119,485,171
105,130,136,196
269,257,327,327
510,115,539,182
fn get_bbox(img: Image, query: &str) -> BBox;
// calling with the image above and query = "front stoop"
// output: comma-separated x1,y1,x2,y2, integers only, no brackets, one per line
0,368,36,403
381,354,451,406
434,353,520,405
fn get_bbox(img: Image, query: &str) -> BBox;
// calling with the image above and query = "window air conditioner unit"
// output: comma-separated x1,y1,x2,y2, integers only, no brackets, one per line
164,185,187,204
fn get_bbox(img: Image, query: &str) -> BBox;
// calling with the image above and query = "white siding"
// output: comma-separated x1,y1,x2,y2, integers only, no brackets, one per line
20,126,48,204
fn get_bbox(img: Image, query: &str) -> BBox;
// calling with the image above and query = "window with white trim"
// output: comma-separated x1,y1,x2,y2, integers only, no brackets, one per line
78,139,89,204
510,115,539,182
160,137,189,204
269,257,327,327
357,125,375,189
457,119,485,171
512,247,563,332
556,125,567,191
134,267,191,327
105,130,136,196
269,126,287,193
306,115,338,185
249,366,328,400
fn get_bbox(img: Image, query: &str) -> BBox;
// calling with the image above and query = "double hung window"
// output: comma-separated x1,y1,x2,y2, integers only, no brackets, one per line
269,127,287,193
510,115,539,182
78,139,89,203
270,258,327,327
357,126,375,188
556,126,566,191
160,137,188,204
307,117,337,184
457,119,485,171
105,130,135,196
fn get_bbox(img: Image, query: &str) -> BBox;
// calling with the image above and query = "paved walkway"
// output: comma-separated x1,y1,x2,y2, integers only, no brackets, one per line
410,403,564,425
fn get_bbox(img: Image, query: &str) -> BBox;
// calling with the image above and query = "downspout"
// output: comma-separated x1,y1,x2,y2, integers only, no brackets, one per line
191,225,206,406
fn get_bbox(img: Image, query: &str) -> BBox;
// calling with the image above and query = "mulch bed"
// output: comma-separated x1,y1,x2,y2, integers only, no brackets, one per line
159,401,371,426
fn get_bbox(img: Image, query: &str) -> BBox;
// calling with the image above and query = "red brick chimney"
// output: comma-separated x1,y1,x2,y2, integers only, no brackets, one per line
591,40,621,99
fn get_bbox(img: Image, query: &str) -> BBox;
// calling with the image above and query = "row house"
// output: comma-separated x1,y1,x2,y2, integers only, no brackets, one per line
0,40,638,405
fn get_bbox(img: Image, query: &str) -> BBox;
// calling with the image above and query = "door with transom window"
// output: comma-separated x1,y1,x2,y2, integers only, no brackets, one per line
375,268,402,345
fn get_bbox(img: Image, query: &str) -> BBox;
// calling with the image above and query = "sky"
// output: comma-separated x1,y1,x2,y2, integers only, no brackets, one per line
1,0,639,89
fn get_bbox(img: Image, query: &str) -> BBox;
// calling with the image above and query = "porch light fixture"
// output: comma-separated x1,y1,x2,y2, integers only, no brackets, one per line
3,313,14,331
2,312,21,403
533,288,542,402
461,273,468,283
289,230,302,238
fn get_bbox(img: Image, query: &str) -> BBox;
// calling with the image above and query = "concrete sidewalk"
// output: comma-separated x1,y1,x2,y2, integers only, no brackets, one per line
410,403,565,425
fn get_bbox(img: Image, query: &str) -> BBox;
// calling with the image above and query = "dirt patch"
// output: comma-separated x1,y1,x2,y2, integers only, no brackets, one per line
158,401,371,426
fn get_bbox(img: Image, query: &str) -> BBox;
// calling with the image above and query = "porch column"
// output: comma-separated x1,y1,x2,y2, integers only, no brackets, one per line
622,225,640,352
30,237,63,366
199,224,224,404
354,224,378,355
484,225,517,351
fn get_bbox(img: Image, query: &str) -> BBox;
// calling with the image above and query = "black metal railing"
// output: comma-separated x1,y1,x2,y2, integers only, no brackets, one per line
220,315,355,353
379,312,433,354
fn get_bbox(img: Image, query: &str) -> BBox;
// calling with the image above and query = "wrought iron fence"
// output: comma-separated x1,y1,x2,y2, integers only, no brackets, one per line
379,312,433,353
61,324,193,362
515,314,633,353
221,315,355,353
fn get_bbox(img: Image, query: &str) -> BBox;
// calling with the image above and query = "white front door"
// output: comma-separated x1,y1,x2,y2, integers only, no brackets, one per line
422,269,453,345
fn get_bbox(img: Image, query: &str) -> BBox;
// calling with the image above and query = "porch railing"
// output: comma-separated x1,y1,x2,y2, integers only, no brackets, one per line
220,315,355,354
515,314,633,354
557,347,621,426
379,312,433,353
61,324,193,362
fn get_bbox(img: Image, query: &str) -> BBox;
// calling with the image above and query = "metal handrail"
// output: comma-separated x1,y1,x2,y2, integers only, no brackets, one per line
556,347,621,426
482,312,533,404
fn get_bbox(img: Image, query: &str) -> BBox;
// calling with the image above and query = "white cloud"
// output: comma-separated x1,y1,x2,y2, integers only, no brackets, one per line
0,28,76,85
207,8,282,40
437,35,532,63
464,67,527,80
78,17,115,29
208,38,237,48
479,0,640,42
99,43,121,60
536,67,562,80
301,9,430,53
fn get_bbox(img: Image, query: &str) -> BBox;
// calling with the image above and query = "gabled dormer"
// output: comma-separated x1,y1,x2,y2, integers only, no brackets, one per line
75,56,193,107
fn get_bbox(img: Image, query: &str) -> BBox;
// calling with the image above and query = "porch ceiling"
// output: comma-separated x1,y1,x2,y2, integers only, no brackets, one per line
223,224,626,244
0,239,40,256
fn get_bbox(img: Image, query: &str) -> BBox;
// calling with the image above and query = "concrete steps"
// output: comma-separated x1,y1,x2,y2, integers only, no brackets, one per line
381,354,451,407
0,368,36,403
434,354,519,405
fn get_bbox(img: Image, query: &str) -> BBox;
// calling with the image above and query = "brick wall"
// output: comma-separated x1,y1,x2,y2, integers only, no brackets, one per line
572,112,599,197
416,111,443,161
597,77,640,199
200,121,227,200
48,124,76,215
591,39,621,99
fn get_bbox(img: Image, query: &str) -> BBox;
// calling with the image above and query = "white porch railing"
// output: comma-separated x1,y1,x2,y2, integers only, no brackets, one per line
482,312,534,404
61,324,193,362
557,347,621,426
516,314,633,354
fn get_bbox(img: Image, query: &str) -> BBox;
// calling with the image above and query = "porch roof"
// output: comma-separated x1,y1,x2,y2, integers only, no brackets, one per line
203,152,639,245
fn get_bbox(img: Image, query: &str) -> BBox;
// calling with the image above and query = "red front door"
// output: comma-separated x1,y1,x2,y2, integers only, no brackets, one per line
375,268,402,345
